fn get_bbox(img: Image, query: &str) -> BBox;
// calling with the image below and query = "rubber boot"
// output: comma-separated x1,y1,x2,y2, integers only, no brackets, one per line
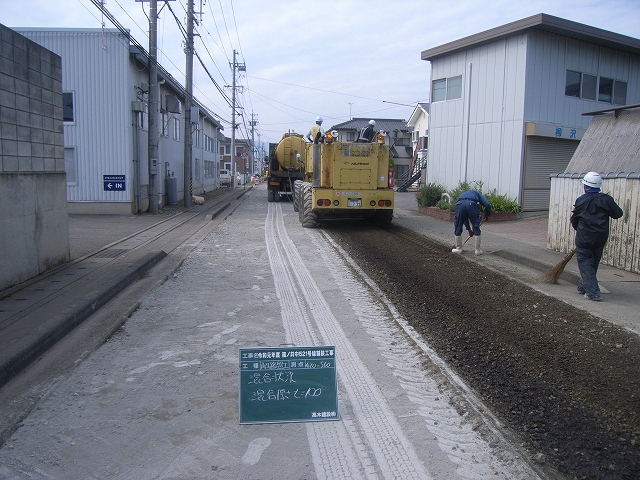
474,235,483,255
451,236,463,253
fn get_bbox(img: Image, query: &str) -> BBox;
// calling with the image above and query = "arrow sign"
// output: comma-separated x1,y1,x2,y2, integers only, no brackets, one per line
103,175,126,191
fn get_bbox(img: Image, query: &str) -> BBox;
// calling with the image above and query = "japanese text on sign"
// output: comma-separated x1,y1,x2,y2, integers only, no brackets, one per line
239,346,339,424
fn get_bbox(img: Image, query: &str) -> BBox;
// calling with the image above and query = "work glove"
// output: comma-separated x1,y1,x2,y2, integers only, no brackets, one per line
467,229,474,237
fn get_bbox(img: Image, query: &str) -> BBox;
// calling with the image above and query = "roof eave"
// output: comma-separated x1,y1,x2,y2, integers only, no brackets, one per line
421,13,640,62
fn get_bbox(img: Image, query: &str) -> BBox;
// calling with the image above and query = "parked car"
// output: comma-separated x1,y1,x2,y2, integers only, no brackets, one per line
219,169,232,187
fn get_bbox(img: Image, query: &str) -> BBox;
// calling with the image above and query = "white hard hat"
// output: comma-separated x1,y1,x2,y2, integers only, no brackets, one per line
316,116,323,124
582,171,602,188
368,120,376,126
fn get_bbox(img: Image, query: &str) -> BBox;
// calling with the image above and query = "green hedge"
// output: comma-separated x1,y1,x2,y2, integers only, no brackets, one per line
427,180,520,213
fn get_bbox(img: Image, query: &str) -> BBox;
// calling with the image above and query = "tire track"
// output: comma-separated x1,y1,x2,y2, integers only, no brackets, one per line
266,203,430,479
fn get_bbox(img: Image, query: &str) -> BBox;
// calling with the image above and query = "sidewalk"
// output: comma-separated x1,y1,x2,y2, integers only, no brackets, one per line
392,191,640,335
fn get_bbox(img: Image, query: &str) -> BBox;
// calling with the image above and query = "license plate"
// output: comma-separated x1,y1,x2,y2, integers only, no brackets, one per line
348,198,362,207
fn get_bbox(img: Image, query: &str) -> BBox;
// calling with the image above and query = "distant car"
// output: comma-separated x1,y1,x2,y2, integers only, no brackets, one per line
219,169,231,187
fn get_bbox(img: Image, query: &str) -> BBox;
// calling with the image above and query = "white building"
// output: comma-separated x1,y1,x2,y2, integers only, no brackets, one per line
17,28,223,214
421,13,640,213
404,103,429,190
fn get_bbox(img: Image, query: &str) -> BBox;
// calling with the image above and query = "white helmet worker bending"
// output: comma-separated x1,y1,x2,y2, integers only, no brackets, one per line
581,171,602,189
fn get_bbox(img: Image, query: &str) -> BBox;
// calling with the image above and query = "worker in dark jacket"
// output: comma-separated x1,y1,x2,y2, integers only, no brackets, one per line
570,172,623,301
451,190,491,255
357,120,376,143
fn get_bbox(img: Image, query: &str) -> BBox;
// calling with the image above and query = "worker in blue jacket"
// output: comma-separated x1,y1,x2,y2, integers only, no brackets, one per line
570,172,623,301
451,190,491,255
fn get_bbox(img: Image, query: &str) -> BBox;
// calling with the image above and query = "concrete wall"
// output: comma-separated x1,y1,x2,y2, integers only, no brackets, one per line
0,24,69,292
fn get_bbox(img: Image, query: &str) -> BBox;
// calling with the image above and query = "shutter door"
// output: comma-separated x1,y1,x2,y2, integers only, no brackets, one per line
522,137,578,212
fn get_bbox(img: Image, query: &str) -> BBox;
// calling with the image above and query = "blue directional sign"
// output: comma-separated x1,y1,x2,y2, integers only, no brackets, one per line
103,175,126,191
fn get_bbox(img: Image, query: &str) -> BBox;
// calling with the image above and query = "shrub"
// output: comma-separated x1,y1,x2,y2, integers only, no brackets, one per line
484,190,520,213
435,180,520,213
417,182,446,207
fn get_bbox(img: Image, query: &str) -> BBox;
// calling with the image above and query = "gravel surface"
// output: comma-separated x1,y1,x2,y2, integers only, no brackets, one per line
328,223,640,479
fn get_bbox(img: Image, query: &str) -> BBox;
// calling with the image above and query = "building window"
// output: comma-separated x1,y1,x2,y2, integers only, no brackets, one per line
64,147,77,184
194,158,200,180
161,113,168,137
194,124,200,148
394,137,410,147
432,75,462,102
446,75,462,100
173,118,180,141
62,92,74,123
205,160,215,178
582,74,597,100
613,80,627,105
347,132,356,142
598,77,613,103
566,70,626,104
565,70,581,97
224,145,231,155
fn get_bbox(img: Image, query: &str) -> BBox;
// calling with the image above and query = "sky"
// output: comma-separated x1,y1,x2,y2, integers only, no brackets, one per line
2,0,640,149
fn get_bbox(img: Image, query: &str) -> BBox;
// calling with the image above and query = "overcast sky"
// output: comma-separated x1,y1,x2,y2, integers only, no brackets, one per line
2,0,640,145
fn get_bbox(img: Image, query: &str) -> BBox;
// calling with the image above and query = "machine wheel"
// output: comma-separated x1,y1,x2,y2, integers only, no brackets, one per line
274,189,280,202
371,210,393,228
300,183,318,228
292,180,302,213
267,189,275,202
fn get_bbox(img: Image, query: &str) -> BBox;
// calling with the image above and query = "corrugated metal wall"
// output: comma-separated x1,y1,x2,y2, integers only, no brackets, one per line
522,136,578,212
549,177,640,274
429,35,527,198
20,30,132,204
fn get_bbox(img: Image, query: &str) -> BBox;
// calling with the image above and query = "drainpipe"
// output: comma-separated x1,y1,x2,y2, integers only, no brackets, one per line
464,62,472,183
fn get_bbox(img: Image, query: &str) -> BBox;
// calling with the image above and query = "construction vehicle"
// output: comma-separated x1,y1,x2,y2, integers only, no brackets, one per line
271,131,394,227
267,135,305,202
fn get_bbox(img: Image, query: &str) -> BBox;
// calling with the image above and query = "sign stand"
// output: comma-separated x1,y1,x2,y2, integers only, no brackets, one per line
239,346,339,424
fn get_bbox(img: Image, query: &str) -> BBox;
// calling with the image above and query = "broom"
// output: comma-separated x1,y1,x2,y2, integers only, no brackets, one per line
538,247,576,284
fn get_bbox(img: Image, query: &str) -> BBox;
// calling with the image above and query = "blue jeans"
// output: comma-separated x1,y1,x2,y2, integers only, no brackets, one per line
576,246,604,298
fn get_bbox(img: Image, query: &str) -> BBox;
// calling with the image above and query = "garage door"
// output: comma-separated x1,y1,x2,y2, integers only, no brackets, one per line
522,136,579,212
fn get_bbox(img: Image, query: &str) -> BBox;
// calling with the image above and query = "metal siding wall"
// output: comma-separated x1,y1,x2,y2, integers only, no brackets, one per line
526,31,640,129
21,30,132,204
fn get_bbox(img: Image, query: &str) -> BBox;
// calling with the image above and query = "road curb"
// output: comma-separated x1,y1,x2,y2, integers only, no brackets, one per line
0,251,166,388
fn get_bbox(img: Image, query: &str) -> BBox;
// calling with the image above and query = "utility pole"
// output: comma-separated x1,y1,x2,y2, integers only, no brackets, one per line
230,49,245,188
148,0,159,213
183,0,194,207
250,113,258,175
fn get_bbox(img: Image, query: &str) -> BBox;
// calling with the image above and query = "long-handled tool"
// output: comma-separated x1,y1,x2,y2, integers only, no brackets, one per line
538,247,577,284
462,218,485,246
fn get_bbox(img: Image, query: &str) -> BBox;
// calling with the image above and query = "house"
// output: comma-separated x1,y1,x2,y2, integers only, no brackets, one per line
403,103,429,190
0,24,69,291
421,13,640,213
329,118,412,181
218,134,252,184
16,28,224,214
548,103,640,274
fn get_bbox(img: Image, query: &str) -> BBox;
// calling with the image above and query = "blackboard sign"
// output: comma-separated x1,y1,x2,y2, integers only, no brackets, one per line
239,346,339,424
